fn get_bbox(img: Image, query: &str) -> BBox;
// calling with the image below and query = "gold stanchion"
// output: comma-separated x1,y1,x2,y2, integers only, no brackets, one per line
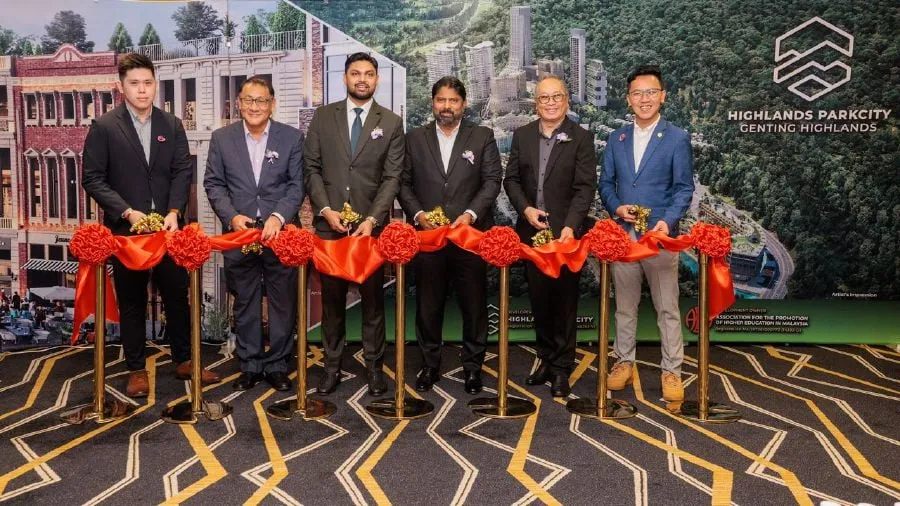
677,253,740,423
268,264,336,420
161,270,232,424
61,263,136,424
468,266,536,419
567,261,636,419
366,263,434,420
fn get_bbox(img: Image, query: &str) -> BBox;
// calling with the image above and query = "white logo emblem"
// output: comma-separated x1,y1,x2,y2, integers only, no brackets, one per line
774,17,853,101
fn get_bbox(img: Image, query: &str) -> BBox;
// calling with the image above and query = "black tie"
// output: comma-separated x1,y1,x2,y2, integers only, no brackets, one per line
350,107,363,155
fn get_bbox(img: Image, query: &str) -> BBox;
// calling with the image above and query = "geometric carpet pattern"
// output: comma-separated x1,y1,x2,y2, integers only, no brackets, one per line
1,343,898,505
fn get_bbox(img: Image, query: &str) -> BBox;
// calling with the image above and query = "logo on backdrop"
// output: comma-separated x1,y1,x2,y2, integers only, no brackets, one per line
773,16,853,102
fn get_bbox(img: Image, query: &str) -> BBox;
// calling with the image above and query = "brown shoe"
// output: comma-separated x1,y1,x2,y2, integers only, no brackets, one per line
607,362,634,391
661,372,684,402
126,370,149,398
175,361,222,385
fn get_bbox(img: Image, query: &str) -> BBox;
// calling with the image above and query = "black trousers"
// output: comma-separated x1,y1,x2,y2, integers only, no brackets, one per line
224,248,298,374
413,244,488,372
111,254,190,371
525,263,581,373
319,268,385,372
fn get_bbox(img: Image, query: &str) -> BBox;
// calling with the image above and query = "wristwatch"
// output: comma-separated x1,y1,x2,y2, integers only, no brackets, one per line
365,216,379,226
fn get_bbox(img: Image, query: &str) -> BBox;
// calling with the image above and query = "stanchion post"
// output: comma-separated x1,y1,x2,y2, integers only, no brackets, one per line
268,263,336,421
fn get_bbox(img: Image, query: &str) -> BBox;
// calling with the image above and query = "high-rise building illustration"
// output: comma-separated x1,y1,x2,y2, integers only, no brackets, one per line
506,6,533,71
464,41,495,102
427,42,460,84
569,28,586,103
586,59,608,108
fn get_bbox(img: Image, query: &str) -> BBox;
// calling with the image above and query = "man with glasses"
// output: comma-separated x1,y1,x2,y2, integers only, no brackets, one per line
505,76,597,397
599,65,695,402
204,75,305,391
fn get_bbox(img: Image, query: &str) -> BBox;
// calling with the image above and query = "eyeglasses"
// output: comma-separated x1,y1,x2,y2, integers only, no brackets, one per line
239,96,273,107
628,88,662,99
536,93,566,104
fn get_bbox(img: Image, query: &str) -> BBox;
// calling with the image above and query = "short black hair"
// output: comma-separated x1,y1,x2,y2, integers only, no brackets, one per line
118,53,155,80
344,52,378,74
431,76,466,101
239,75,275,97
627,65,664,89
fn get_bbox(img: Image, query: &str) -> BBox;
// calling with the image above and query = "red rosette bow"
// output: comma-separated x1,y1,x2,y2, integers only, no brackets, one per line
478,226,521,267
268,225,315,266
166,223,211,271
377,221,419,265
690,222,732,258
584,219,630,263
70,224,117,264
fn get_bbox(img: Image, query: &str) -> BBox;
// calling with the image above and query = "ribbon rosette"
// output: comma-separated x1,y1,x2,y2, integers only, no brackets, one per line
556,132,572,143
265,149,279,164
478,226,521,267
70,223,117,264
461,150,475,165
377,221,419,265
166,223,211,271
371,126,384,139
584,219,630,263
268,225,315,266
690,222,731,258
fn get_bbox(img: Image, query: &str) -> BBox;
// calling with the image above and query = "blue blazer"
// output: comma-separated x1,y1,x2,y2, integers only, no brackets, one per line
599,119,694,236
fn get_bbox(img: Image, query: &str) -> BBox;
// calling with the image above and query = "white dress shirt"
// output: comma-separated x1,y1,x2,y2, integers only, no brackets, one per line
632,116,660,172
346,97,373,134
436,123,460,172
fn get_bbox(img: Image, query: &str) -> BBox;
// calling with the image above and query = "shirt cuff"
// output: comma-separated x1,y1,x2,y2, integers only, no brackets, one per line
271,212,285,225
413,210,424,222
319,206,331,216
465,209,477,222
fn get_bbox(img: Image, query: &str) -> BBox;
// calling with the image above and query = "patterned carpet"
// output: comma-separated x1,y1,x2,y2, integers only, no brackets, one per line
0,342,898,505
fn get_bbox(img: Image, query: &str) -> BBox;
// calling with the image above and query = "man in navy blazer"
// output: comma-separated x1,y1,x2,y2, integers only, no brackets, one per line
599,65,694,402
204,75,305,392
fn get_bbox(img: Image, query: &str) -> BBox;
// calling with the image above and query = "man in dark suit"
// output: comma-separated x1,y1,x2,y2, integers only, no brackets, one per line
82,53,221,397
303,52,405,396
399,77,502,395
599,65,694,403
204,75,305,392
504,76,597,397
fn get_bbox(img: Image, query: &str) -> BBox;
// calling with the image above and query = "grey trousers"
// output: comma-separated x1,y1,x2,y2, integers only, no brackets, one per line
611,249,684,374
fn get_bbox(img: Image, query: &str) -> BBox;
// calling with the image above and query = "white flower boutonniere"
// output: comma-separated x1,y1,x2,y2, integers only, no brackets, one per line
657,132,663,139
265,149,279,164
371,127,384,139
556,132,572,143
461,150,475,165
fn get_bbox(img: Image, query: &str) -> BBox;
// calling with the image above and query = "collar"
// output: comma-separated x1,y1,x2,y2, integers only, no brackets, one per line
538,120,565,140
436,122,461,139
125,102,152,124
347,97,374,115
634,116,661,136
243,120,271,139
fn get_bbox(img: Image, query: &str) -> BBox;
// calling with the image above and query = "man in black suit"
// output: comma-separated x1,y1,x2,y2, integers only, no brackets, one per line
399,77,501,394
504,76,597,397
204,76,305,392
303,53,405,396
82,53,221,397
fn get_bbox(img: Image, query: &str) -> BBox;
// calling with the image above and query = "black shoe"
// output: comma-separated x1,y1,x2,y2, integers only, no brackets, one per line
233,372,264,391
550,371,570,397
317,370,341,395
415,367,440,392
464,370,483,394
367,369,387,396
265,371,291,391
526,362,551,385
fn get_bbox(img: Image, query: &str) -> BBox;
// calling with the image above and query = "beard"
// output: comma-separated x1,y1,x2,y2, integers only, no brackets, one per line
435,109,462,128
348,85,374,102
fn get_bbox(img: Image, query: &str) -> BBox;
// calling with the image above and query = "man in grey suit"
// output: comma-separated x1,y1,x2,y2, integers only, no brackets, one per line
204,75,305,392
303,53,405,396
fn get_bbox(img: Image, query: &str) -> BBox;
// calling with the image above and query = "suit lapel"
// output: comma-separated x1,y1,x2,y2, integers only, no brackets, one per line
333,102,351,160
260,121,281,188
624,125,636,179
635,120,666,179
352,103,382,161
424,123,445,178
542,119,573,181
528,121,541,180
445,122,473,179
148,108,164,172
231,121,256,187
115,105,150,172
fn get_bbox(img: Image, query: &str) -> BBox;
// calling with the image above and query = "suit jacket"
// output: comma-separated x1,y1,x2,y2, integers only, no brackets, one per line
399,120,502,231
203,119,305,230
82,103,192,235
303,100,404,238
503,117,597,242
599,118,694,236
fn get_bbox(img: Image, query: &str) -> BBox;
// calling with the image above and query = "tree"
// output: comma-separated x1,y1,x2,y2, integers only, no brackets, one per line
107,22,133,53
0,26,15,55
221,15,237,39
172,2,224,41
138,23,161,46
242,15,265,38
41,10,94,54
268,0,305,33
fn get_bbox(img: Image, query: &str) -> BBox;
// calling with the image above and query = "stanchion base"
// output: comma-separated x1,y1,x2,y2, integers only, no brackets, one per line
467,396,536,419
566,397,637,419
674,400,741,423
365,398,434,420
267,398,337,421
161,400,233,425
60,399,137,425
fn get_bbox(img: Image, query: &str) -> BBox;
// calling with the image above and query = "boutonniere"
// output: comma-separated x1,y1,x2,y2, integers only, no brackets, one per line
461,150,475,165
157,135,166,143
656,132,663,139
555,132,572,143
618,133,626,142
265,149,279,164
370,127,384,139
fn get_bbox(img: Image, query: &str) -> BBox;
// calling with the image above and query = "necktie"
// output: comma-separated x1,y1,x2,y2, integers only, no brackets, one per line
350,107,363,155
